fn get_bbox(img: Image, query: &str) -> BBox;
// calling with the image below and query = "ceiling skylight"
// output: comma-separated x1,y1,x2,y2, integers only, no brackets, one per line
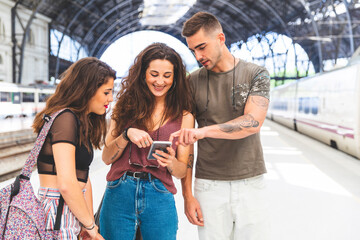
139,0,196,26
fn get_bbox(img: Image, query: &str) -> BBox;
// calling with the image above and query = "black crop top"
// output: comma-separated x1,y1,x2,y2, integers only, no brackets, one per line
37,109,93,183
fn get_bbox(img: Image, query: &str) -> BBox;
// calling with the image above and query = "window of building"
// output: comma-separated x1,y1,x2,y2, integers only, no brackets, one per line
0,17,5,40
27,29,35,45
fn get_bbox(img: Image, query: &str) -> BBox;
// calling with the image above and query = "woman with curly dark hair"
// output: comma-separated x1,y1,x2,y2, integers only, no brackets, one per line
100,43,194,240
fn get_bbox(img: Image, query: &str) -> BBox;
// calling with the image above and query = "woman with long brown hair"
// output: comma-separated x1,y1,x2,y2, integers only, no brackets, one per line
32,57,116,240
100,43,194,240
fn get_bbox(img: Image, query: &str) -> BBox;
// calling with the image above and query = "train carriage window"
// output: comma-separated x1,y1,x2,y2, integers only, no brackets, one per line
0,92,11,102
22,92,35,102
298,98,303,112
303,97,310,114
39,93,51,102
282,101,288,111
311,97,319,115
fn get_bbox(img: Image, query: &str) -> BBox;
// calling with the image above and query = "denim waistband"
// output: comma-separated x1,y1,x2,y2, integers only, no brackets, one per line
125,171,157,181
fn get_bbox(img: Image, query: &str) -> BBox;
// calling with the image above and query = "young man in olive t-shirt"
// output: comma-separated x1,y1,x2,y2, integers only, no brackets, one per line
170,12,271,240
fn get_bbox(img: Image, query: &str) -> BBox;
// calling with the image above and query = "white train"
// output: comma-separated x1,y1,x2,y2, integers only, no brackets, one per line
0,82,55,119
267,57,360,159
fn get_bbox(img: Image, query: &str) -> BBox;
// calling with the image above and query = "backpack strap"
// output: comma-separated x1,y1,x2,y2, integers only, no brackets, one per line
54,195,65,231
15,109,67,232
20,109,68,178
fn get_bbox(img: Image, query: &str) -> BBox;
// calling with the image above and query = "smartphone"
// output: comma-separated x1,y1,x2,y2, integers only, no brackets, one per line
147,141,172,160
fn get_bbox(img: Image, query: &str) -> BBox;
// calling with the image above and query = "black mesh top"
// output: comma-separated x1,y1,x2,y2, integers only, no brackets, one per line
37,109,93,183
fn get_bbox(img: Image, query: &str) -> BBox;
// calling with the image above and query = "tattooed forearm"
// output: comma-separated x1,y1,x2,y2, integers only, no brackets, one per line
219,124,242,133
240,114,259,128
219,114,259,133
111,150,120,161
250,96,269,110
187,154,194,169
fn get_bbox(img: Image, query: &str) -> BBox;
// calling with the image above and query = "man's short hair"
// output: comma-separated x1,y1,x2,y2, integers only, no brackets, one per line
182,12,223,37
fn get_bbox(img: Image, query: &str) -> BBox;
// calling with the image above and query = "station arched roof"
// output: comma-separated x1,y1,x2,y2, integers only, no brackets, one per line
21,0,360,73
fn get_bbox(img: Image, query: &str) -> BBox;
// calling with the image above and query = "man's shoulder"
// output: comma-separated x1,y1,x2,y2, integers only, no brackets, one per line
189,67,205,82
239,59,268,74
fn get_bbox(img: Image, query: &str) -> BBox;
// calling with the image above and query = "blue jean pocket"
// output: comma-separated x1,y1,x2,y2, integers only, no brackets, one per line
107,178,123,189
151,179,170,193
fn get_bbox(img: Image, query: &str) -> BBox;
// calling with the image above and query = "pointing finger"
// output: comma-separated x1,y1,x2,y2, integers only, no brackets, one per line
169,130,180,142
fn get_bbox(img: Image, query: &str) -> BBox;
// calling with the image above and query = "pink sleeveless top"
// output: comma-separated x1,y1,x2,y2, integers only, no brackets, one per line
106,117,182,194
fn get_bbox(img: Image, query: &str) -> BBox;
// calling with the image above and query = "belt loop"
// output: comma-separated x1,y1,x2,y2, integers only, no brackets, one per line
44,187,50,197
122,172,128,180
244,178,248,185
38,187,44,199
148,173,153,182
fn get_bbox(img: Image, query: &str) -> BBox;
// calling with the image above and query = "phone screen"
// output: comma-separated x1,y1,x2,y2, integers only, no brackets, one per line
147,141,172,160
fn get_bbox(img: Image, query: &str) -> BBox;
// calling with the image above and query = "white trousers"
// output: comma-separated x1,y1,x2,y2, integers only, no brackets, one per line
194,175,271,240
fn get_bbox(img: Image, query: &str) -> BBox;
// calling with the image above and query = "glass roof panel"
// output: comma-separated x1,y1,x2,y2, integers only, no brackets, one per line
139,0,196,26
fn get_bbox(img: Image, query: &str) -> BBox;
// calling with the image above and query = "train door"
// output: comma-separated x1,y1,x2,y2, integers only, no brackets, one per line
12,92,20,104
21,91,35,117
0,91,12,118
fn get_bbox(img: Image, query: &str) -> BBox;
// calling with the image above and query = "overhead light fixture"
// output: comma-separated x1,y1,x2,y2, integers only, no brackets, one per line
293,36,332,42
307,36,332,42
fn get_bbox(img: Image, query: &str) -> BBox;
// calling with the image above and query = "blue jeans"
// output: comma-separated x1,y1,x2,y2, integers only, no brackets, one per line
99,173,178,240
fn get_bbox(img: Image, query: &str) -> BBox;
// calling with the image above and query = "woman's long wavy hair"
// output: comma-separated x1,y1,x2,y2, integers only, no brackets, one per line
32,57,116,150
112,42,193,137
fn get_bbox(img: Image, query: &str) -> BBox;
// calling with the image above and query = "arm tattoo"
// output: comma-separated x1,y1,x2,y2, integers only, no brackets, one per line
111,150,120,161
219,114,259,133
168,167,173,174
250,96,269,110
187,154,194,169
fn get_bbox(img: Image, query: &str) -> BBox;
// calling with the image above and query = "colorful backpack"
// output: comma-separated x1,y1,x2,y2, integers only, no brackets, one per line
0,110,65,239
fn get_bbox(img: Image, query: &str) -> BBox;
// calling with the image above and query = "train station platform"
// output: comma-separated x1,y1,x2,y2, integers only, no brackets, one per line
0,117,33,133
1,119,360,240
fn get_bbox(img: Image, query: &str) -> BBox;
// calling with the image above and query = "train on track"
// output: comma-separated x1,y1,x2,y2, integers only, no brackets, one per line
0,78,122,119
0,82,55,119
267,56,360,159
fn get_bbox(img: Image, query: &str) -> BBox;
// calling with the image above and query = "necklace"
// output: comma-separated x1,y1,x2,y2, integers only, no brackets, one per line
154,110,166,140
203,55,236,126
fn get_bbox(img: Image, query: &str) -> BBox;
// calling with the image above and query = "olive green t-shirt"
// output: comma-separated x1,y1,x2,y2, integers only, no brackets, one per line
190,59,270,180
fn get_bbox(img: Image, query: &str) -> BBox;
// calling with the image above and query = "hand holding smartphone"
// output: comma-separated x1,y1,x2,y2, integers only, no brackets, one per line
147,141,172,160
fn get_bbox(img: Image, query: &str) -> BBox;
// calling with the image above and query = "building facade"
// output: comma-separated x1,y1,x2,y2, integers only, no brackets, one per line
0,0,50,85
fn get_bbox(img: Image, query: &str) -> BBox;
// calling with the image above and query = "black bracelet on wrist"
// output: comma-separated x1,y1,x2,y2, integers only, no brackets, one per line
122,127,130,141
81,221,95,230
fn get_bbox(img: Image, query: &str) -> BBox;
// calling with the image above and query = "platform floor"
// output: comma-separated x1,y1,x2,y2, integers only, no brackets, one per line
1,119,360,240
0,117,33,133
